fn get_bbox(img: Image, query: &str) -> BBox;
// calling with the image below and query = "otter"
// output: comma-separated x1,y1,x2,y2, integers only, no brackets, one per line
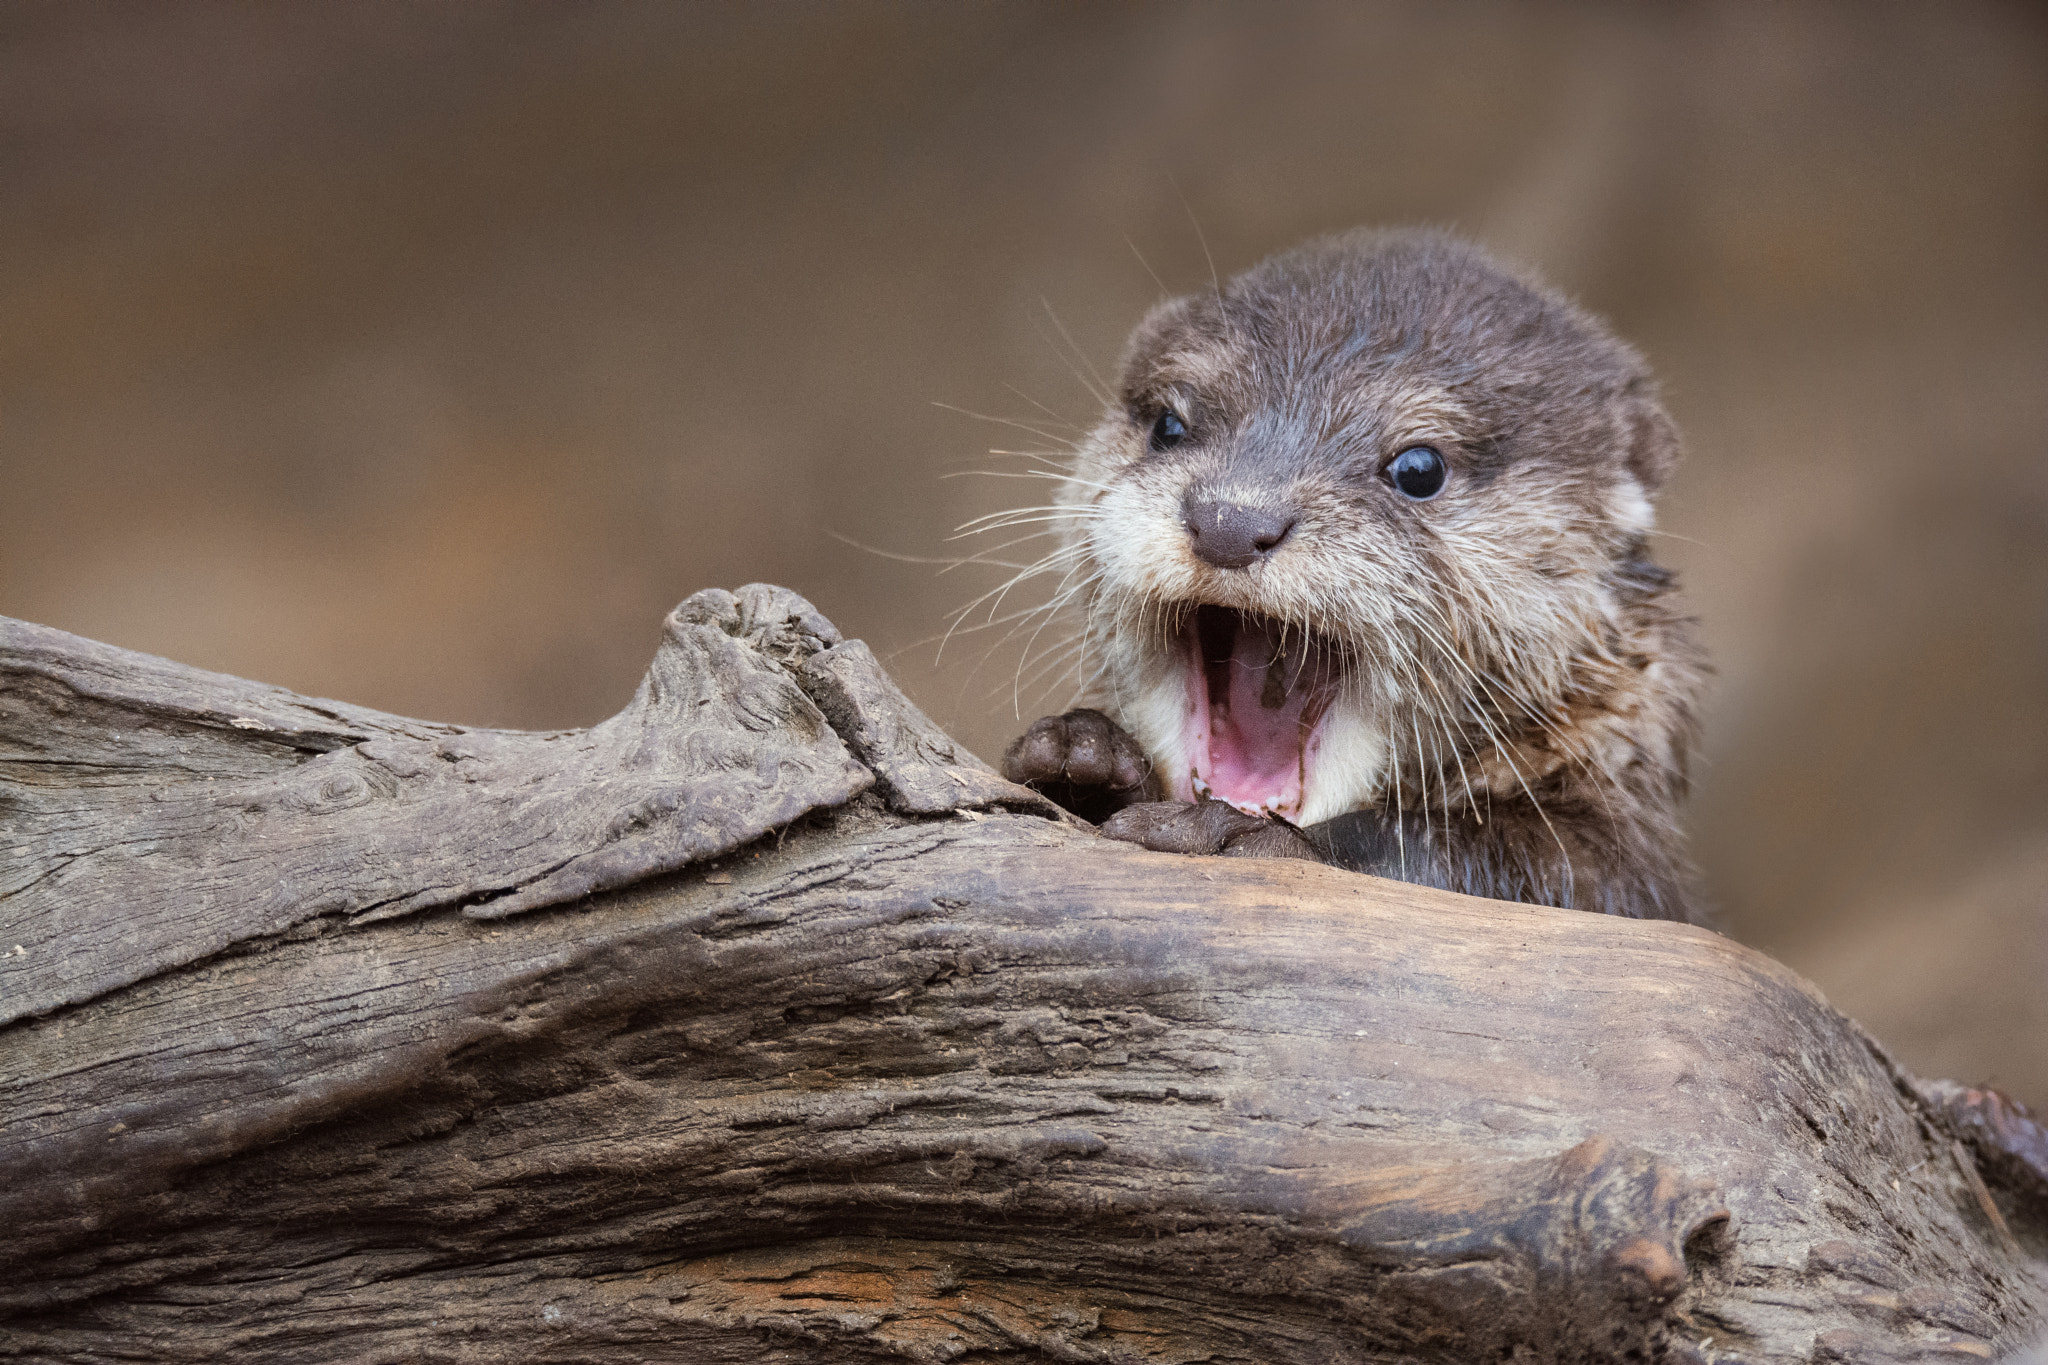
999,229,1707,922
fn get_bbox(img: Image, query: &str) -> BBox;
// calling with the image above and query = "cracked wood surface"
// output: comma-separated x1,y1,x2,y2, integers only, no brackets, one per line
0,585,2043,1363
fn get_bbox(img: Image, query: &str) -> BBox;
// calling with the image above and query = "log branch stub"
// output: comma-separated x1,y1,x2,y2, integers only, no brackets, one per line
1,585,2043,1362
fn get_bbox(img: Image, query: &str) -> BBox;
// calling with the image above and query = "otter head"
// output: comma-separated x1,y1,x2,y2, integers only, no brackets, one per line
1058,229,1679,825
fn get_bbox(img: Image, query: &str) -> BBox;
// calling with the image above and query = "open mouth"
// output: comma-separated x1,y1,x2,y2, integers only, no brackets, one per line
1179,605,1338,820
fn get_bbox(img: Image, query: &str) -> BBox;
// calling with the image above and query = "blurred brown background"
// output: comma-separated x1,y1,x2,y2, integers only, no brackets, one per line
3,2,2043,1100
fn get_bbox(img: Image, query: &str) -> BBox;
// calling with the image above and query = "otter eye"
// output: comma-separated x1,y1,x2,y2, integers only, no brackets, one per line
1149,408,1189,451
1387,445,1448,501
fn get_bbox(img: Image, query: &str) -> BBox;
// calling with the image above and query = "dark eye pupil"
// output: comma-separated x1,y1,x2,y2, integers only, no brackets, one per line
1388,445,1447,500
1150,409,1188,450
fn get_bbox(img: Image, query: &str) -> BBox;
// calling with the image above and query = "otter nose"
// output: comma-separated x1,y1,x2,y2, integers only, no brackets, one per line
1183,499,1297,570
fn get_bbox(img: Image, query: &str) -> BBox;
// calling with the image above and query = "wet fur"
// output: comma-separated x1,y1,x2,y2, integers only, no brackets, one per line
1028,229,1709,922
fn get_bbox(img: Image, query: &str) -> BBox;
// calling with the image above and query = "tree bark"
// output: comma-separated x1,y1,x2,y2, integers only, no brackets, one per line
2,584,2042,1363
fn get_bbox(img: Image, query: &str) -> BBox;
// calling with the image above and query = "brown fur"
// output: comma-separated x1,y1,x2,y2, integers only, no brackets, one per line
1000,229,1709,922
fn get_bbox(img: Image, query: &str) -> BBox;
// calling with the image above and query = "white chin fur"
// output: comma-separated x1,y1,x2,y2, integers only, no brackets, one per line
1293,701,1389,825
1108,637,1199,802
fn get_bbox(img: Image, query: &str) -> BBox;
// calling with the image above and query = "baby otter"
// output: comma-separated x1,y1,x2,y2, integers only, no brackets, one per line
1001,229,1707,922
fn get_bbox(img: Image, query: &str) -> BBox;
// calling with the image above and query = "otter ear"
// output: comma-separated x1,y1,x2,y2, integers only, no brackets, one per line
1619,397,1681,493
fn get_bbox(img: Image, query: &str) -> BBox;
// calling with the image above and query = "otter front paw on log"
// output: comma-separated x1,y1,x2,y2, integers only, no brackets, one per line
1000,229,1707,923
999,707,1159,826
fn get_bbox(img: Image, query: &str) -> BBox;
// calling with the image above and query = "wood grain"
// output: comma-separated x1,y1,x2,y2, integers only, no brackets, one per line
1,586,2041,1362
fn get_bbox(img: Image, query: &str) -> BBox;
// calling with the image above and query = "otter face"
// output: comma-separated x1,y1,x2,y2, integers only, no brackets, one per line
1056,230,1677,825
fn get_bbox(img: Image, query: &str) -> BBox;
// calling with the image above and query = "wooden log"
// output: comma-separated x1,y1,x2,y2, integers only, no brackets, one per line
1,585,2042,1363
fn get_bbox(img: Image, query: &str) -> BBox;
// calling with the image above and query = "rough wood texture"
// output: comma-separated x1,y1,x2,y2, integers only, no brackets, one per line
2,585,2043,1363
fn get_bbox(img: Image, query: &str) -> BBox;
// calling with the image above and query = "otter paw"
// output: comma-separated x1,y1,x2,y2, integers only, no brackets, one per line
1100,799,1323,861
1001,709,1158,823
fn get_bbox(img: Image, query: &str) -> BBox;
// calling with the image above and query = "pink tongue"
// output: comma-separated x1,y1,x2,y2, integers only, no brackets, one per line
1206,616,1314,816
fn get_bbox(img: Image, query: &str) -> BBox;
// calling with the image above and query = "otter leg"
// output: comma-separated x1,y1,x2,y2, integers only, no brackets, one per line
1001,709,1159,823
1100,799,1323,861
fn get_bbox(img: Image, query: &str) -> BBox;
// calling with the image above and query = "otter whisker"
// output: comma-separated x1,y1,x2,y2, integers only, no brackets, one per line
1008,565,1103,701
1123,235,1174,301
1387,588,1575,872
951,507,1099,534
956,557,1100,644
1378,605,1484,820
951,509,1097,538
1008,633,1092,713
952,500,1091,525
931,535,1085,585
952,497,1098,522
1409,710,1435,846
898,577,1087,663
937,546,1092,659
947,519,1091,545
1033,298,1117,409
973,455,1088,476
1387,723,1407,875
826,529,1049,575
931,400,1082,450
944,470,1118,496
1166,172,1232,343
1001,383,1088,433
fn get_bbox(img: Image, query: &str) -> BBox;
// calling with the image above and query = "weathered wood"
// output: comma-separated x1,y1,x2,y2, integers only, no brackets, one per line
1,585,2042,1363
